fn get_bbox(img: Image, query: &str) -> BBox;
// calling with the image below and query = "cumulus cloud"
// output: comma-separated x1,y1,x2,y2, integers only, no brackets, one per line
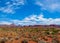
11,0,25,5
12,14,60,25
0,7,14,14
0,21,12,25
35,0,60,12
0,0,25,14
0,13,60,25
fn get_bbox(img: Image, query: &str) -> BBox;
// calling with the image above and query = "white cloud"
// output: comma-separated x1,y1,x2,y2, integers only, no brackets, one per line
0,7,15,14
12,14,60,25
36,1,44,6
11,0,25,5
48,4,60,12
4,14,60,25
0,0,25,14
35,0,60,12
0,13,60,25
0,21,12,25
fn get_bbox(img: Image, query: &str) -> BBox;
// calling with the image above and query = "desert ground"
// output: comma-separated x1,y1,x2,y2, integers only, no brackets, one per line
0,25,60,43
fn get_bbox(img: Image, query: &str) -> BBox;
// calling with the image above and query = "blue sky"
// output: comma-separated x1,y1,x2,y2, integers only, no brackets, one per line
0,0,60,25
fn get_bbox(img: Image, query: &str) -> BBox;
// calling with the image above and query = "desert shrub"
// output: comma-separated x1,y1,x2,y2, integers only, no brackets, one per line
28,34,31,38
0,38,7,43
51,29,59,35
52,39,59,43
51,31,55,35
45,31,50,35
34,28,39,32
21,39,28,43
0,28,3,31
38,40,46,43
31,36,38,42
8,37,12,40
0,40,5,43
15,36,19,40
